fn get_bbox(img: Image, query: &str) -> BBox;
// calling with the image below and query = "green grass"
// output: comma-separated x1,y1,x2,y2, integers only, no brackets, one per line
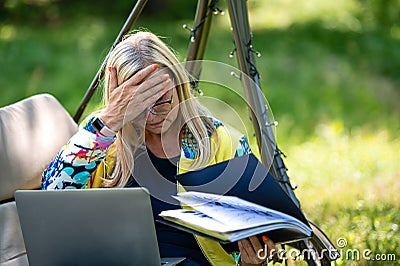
1,0,399,264
284,125,400,264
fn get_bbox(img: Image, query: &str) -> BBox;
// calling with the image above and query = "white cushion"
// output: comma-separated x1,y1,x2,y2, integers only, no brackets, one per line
0,94,78,201
0,201,28,265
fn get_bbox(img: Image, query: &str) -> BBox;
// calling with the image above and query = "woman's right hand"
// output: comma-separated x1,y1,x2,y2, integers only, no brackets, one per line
99,64,171,132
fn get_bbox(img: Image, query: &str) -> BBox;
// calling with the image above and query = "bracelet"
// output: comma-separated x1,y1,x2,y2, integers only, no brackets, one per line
92,117,117,137
232,251,270,266
233,252,241,266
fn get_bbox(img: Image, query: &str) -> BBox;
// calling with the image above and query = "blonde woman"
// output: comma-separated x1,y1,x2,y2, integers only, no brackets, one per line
42,31,274,265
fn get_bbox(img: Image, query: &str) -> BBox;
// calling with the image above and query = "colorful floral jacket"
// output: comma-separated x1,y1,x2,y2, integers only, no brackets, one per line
42,115,252,265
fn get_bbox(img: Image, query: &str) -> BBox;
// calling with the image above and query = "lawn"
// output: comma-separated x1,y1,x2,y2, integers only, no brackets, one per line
1,0,399,264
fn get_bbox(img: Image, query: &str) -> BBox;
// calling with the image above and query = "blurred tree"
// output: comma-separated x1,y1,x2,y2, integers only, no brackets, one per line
0,1,5,18
357,0,400,31
1,0,197,24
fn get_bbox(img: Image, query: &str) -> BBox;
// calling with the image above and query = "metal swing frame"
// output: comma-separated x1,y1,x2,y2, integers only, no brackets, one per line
73,0,339,264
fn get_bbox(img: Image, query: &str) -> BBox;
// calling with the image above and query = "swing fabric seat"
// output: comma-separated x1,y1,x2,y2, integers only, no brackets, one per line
0,94,78,265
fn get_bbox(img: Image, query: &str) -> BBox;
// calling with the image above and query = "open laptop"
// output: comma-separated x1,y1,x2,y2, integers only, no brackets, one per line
14,187,185,266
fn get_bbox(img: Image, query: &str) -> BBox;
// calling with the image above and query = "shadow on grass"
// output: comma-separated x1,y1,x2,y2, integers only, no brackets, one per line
250,22,400,141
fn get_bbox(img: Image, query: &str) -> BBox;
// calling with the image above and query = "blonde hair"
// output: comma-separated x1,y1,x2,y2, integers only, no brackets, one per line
102,31,216,187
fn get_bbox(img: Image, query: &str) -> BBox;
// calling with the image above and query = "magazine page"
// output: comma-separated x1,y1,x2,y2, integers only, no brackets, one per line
173,191,306,231
160,209,232,232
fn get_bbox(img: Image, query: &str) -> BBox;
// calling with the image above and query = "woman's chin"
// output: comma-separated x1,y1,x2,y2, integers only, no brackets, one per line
146,121,170,135
146,125,162,135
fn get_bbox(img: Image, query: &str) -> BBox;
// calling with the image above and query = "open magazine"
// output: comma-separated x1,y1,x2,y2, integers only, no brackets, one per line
159,191,313,244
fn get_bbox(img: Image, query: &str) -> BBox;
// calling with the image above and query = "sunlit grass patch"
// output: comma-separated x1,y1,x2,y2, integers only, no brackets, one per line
283,123,399,206
213,0,362,31
276,122,400,262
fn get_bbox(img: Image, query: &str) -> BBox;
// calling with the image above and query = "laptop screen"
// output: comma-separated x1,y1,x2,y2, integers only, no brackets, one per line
15,187,162,266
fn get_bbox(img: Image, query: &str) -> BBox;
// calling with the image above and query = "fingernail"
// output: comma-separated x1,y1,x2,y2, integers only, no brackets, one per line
164,74,170,78
165,78,171,83
108,66,112,72
262,235,268,241
162,88,168,93
153,64,159,69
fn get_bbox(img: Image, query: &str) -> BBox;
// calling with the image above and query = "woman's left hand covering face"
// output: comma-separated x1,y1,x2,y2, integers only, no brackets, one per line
41,116,116,190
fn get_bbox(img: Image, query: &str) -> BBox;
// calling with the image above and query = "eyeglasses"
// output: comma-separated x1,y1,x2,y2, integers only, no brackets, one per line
149,89,174,115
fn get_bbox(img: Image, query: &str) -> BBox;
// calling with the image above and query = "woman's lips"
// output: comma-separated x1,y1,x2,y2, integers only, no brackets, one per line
147,119,164,127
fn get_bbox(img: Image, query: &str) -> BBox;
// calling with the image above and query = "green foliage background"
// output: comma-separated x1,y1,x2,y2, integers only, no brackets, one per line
1,0,399,264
